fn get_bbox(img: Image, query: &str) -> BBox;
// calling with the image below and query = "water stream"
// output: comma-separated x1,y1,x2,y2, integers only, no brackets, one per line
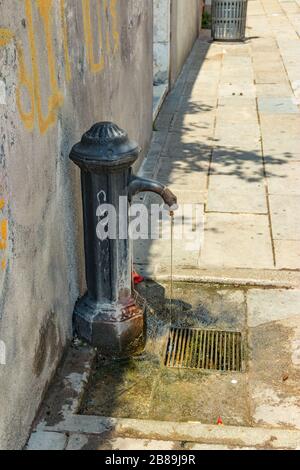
169,211,174,320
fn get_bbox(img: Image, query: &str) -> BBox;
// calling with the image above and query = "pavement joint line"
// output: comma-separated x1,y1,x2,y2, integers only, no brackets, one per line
204,210,269,216
206,46,223,248
142,273,298,288
254,90,277,268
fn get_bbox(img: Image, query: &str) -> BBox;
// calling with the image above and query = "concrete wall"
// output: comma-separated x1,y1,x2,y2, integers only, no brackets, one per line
170,0,202,85
0,0,153,450
153,0,170,85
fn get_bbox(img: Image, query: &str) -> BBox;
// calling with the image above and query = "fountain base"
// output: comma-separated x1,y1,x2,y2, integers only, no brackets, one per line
74,293,146,358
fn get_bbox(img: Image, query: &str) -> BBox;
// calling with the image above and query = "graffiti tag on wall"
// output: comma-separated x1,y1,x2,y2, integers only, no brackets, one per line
0,197,7,272
0,0,120,134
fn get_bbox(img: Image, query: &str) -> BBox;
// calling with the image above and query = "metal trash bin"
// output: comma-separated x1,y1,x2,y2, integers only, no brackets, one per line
211,0,248,41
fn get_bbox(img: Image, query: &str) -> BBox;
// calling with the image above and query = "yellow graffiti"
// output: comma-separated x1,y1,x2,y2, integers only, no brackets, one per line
0,29,14,47
0,197,8,270
103,0,119,54
60,0,72,82
0,198,7,270
103,0,111,54
0,220,7,251
110,0,120,54
27,0,64,134
0,0,120,134
82,0,120,73
82,0,105,74
16,41,35,131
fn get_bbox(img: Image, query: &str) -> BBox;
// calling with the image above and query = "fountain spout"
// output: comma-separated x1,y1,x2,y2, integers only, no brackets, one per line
128,176,178,209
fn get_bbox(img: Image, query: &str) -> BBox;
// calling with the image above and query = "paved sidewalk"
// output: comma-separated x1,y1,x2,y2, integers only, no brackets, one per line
136,0,300,282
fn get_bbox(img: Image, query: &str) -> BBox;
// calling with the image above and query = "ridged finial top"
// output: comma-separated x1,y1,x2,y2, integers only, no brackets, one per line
82,122,128,146
70,122,140,170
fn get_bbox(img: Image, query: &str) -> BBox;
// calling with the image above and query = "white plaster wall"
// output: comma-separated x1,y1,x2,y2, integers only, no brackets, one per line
170,0,202,85
153,0,170,85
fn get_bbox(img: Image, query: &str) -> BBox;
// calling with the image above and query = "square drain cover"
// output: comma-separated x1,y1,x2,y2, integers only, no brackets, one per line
164,327,243,372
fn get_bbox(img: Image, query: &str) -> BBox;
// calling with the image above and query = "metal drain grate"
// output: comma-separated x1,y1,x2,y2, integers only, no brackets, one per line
164,327,243,372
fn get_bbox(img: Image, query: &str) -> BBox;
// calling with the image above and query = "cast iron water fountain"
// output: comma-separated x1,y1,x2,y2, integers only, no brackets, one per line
70,122,177,358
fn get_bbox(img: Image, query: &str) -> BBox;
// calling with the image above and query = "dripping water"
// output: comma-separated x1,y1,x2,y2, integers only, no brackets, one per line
169,211,174,320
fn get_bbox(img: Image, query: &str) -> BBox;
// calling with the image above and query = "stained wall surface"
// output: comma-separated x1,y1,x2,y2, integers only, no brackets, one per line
153,0,171,85
0,0,153,450
170,0,202,85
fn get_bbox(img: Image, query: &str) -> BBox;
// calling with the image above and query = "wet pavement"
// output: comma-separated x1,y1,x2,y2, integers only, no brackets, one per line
80,281,300,432
27,281,300,450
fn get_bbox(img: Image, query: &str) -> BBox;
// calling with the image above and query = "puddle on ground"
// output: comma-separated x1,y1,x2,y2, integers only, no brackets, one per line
80,281,251,426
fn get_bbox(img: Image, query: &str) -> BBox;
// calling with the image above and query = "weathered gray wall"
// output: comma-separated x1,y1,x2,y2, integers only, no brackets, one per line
170,0,202,85
0,0,153,450
153,0,170,85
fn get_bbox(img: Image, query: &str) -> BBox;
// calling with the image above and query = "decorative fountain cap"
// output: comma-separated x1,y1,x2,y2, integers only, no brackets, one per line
70,122,140,171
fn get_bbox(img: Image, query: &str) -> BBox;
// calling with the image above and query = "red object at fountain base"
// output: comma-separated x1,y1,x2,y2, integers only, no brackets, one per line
133,271,144,285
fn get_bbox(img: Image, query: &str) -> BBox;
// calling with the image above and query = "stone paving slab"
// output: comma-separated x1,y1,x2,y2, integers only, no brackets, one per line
27,431,67,451
255,71,289,84
247,286,300,431
247,289,300,327
171,113,215,134
248,0,266,15
218,84,256,99
269,195,300,240
199,213,274,269
170,189,207,205
265,162,300,195
158,171,207,188
216,108,258,121
280,1,300,14
210,149,264,179
249,317,300,430
252,51,283,64
214,125,260,143
256,82,293,98
258,97,300,114
250,36,278,49
66,435,180,451
260,114,300,135
162,133,213,158
219,74,254,84
178,97,218,113
275,240,300,269
263,137,300,155
207,175,267,214
213,134,261,150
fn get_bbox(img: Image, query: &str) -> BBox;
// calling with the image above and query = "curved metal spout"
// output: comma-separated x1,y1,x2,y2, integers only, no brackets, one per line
128,176,178,209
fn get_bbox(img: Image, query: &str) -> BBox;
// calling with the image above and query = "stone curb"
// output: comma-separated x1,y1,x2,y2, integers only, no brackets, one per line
37,416,300,450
